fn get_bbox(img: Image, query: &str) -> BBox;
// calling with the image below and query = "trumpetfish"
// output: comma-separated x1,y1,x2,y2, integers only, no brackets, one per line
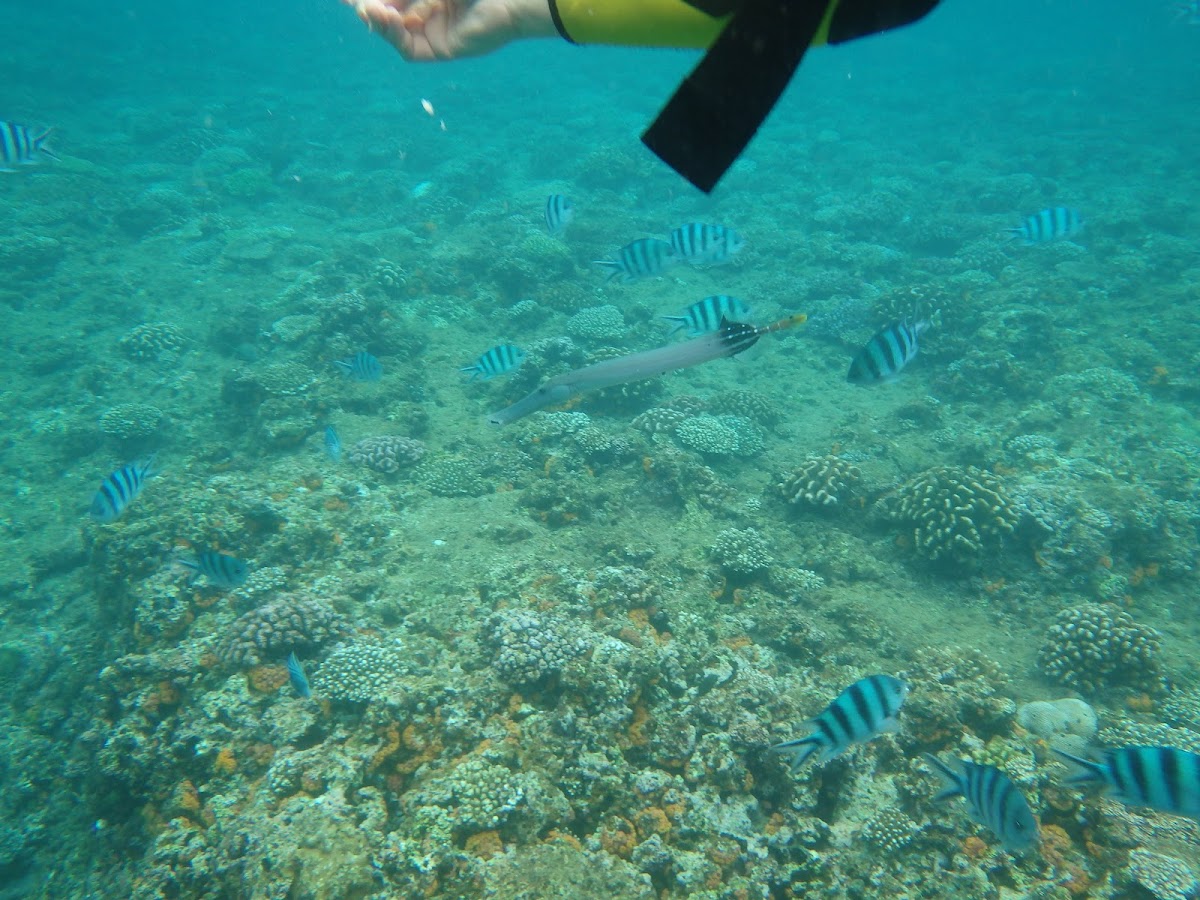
488,314,806,427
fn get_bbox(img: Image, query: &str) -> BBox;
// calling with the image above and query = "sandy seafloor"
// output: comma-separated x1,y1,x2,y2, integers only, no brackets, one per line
1,1,1199,898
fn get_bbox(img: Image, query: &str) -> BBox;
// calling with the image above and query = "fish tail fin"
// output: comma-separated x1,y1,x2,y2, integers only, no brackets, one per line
35,128,59,160
139,453,160,478
592,260,624,282
772,733,824,772
459,365,480,380
662,316,688,335
923,753,965,802
1051,748,1108,787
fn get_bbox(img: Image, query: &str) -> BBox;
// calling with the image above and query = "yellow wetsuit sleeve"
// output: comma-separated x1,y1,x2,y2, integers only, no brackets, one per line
549,0,732,48
548,0,841,50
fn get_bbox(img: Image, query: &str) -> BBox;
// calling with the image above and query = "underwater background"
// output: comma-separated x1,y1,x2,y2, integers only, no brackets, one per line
1,0,1199,897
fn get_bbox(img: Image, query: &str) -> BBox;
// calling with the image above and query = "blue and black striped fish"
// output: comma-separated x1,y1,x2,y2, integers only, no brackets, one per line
772,674,909,771
324,425,342,462
1008,206,1083,244
90,457,156,523
664,295,751,336
1,121,56,171
847,317,931,384
180,551,249,588
334,351,382,382
287,652,312,699
1054,746,1200,822
461,344,526,380
594,238,677,282
545,194,574,235
925,754,1039,854
668,223,745,266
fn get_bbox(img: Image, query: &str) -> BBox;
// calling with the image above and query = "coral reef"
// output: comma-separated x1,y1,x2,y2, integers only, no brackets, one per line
567,305,626,341
219,595,349,667
1125,849,1197,900
708,389,780,426
710,527,773,579
485,609,590,687
1038,603,1164,695
631,406,688,437
883,465,1018,565
674,415,764,458
99,403,164,442
420,456,489,497
310,640,407,704
860,808,923,854
778,456,863,509
347,435,427,474
120,322,185,360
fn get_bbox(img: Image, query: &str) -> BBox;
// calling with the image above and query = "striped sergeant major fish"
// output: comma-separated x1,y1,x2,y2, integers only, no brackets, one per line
772,674,908,771
90,456,156,523
1,121,57,171
461,344,526,380
847,316,932,385
334,351,382,382
924,754,1040,854
287,652,312,699
593,238,677,282
324,425,342,463
1054,745,1200,822
1007,206,1083,244
180,550,250,589
545,194,574,235
664,295,751,337
668,223,745,266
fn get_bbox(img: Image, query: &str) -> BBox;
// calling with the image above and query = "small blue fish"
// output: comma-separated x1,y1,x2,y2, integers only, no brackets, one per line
925,754,1040,854
1054,746,1200,822
1173,0,1200,24
90,457,156,523
594,238,677,282
461,344,525,380
287,652,312,699
664,295,751,337
334,351,382,382
669,223,745,265
1008,206,1083,244
545,194,574,235
772,674,909,771
324,425,342,463
847,317,931,384
180,551,249,588
0,121,56,171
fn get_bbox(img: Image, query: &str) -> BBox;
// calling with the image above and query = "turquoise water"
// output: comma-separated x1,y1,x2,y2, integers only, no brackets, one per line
2,1,1199,897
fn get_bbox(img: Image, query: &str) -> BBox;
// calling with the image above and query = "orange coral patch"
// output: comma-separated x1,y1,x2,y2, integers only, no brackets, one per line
247,665,288,693
465,830,504,858
634,806,671,836
213,748,238,775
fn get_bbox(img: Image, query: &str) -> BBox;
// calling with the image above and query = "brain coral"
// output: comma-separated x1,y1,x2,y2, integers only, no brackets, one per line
219,595,349,667
885,465,1017,564
778,456,862,509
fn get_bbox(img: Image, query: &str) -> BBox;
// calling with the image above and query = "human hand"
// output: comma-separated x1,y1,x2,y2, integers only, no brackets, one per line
346,0,554,61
